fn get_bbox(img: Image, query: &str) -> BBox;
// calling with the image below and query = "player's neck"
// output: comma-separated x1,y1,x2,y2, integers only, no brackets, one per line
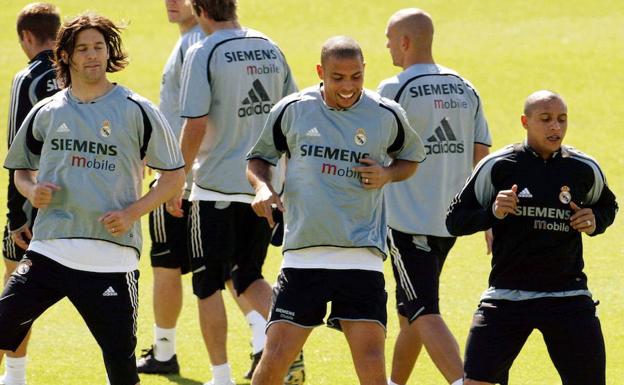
204,19,240,34
178,18,197,34
70,79,114,103
402,53,435,68
26,41,55,61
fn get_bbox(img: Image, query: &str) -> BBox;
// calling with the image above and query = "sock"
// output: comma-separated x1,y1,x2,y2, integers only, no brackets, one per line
245,311,267,354
211,363,232,385
154,325,176,361
387,379,401,385
450,379,464,385
4,356,27,385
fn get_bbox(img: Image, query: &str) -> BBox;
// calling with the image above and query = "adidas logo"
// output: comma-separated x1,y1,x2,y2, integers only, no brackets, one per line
238,79,274,117
306,127,321,137
518,187,533,198
102,286,118,297
425,117,465,155
56,123,70,133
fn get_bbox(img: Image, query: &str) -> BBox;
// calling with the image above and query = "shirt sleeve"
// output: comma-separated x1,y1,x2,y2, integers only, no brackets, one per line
140,100,185,171
382,99,425,162
446,154,501,235
180,45,212,118
472,87,492,146
4,101,50,171
247,97,296,165
282,59,298,97
583,160,618,236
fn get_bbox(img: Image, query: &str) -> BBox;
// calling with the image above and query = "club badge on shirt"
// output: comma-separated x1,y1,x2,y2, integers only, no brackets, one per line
100,120,112,138
559,186,571,204
354,128,367,146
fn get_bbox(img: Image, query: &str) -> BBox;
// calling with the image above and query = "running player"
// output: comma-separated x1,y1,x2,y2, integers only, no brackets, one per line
175,1,298,384
378,9,491,385
247,36,425,385
136,0,204,375
0,13,184,385
446,90,617,385
1,4,61,385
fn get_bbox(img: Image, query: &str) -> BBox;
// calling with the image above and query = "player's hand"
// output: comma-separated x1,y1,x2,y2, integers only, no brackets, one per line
493,184,519,219
28,182,60,208
10,224,32,250
484,228,493,255
166,190,184,218
98,210,135,237
251,183,284,228
569,201,596,234
353,158,391,190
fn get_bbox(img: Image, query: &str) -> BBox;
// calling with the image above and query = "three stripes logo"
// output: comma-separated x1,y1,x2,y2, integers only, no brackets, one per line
425,118,465,155
238,79,274,117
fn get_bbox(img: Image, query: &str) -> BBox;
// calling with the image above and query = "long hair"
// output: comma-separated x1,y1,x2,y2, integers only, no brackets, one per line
53,13,128,88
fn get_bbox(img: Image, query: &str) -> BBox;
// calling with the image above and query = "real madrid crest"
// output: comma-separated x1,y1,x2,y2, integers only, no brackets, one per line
559,186,571,204
100,120,112,138
16,259,32,275
354,128,367,146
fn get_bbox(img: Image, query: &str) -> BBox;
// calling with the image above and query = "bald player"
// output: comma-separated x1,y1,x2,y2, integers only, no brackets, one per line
447,91,617,385
247,36,425,385
378,9,491,385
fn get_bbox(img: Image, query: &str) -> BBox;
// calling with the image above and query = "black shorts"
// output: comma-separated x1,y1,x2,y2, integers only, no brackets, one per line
464,296,605,385
188,201,271,299
149,199,191,274
0,251,140,385
388,229,456,321
268,268,387,332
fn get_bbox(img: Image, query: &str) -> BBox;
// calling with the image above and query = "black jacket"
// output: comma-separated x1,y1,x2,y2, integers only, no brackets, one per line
446,143,618,292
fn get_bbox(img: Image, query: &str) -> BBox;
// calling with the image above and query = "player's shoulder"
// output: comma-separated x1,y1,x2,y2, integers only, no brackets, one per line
273,85,317,111
119,85,157,110
474,144,518,171
562,145,605,175
180,24,206,52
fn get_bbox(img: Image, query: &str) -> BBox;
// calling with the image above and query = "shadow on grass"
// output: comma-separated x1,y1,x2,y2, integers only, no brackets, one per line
144,374,251,385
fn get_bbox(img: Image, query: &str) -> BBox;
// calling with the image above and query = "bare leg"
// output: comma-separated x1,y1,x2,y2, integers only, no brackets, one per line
197,291,228,365
342,320,387,385
152,267,183,328
390,314,423,384
416,314,463,383
251,322,311,385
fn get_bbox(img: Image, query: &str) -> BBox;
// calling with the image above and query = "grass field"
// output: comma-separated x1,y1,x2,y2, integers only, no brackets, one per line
0,0,623,384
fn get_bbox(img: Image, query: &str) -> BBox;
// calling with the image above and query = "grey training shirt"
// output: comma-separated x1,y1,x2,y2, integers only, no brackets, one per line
180,27,297,201
378,64,491,236
248,85,425,259
4,85,184,254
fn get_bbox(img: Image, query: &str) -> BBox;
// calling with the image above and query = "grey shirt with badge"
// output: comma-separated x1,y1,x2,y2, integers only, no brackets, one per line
180,27,297,200
4,85,184,254
378,64,491,237
247,85,425,257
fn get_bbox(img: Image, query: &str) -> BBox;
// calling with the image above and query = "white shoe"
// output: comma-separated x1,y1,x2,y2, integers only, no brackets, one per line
0,375,26,385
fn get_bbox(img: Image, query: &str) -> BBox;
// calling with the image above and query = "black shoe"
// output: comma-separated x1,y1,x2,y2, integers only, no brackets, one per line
136,345,180,374
244,350,263,379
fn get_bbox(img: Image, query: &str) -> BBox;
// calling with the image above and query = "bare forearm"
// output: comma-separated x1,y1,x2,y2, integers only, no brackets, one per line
474,143,490,167
386,159,418,183
124,169,185,221
14,170,37,201
247,158,274,192
180,117,208,175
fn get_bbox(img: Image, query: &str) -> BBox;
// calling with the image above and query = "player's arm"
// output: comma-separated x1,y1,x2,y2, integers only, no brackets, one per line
13,169,59,209
100,168,185,236
247,158,282,227
570,164,618,237
179,116,208,175
446,160,502,236
354,158,418,190
474,143,490,167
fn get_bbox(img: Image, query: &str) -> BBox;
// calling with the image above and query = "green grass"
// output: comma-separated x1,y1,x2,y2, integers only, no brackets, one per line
1,0,623,384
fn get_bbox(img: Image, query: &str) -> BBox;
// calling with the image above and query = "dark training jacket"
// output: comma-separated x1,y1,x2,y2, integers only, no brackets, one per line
446,143,618,292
